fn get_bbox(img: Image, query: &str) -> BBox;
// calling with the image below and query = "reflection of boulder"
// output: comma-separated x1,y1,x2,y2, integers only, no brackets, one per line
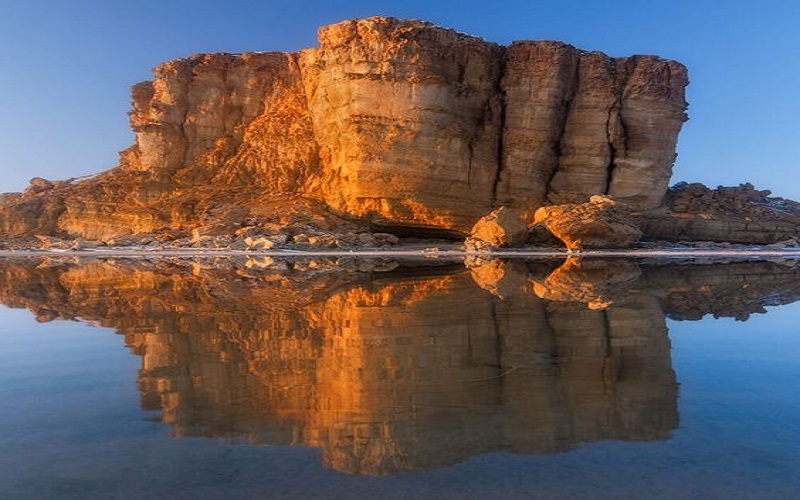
466,258,528,298
0,257,798,474
530,258,642,309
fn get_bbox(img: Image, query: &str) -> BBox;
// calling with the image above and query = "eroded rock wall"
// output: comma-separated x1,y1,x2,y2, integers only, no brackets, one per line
0,16,688,238
499,43,687,215
298,18,505,229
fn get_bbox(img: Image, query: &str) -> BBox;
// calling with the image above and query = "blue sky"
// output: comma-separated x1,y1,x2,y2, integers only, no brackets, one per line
1,0,798,199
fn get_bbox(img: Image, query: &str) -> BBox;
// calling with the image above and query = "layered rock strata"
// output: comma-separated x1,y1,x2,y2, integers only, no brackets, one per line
0,16,688,240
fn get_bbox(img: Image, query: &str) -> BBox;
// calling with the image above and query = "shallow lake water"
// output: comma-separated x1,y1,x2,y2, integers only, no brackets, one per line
1,255,799,499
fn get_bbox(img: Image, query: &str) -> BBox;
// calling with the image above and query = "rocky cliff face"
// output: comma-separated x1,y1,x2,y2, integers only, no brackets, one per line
0,17,689,240
499,41,686,213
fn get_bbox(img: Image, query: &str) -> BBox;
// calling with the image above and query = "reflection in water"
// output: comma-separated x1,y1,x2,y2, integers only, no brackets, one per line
0,256,798,475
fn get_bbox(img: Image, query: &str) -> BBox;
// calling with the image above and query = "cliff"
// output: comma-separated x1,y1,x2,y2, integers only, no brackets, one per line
0,17,690,242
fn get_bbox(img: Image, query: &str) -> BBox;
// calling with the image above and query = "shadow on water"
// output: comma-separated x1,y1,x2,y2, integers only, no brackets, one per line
0,255,799,475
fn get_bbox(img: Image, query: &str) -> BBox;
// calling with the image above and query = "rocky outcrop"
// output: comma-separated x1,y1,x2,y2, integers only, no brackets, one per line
0,17,688,241
498,42,687,214
641,182,800,244
533,195,643,249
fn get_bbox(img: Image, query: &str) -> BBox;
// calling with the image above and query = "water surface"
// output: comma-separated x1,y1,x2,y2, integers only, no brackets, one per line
1,256,799,499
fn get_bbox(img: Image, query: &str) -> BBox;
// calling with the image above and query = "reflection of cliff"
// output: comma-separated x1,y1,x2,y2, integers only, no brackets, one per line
0,257,798,474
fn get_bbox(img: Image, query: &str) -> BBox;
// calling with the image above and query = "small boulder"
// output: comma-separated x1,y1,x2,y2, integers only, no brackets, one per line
465,207,528,250
534,195,642,250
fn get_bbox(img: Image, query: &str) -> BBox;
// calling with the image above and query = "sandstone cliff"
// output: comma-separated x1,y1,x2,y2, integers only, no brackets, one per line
0,17,689,241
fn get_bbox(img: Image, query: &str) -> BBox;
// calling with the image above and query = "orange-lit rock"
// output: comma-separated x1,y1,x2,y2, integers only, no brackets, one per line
0,17,689,240
465,206,529,250
530,258,642,309
534,195,643,249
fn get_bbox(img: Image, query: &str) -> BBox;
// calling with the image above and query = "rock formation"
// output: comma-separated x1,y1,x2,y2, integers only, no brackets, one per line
642,182,800,244
464,206,529,250
0,17,690,242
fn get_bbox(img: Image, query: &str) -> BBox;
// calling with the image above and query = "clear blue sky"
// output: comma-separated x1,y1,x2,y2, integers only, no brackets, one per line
1,0,798,199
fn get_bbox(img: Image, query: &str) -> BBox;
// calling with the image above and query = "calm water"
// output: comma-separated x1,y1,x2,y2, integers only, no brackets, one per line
1,256,799,499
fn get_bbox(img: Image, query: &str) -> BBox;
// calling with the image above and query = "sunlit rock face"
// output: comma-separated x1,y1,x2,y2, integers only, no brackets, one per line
298,18,505,229
498,42,687,215
0,16,688,239
2,257,800,473
534,195,644,249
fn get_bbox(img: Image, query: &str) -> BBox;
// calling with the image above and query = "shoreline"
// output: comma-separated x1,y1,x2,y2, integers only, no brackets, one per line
1,247,799,259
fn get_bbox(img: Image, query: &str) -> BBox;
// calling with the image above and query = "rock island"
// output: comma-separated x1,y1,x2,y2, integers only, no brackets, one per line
1,17,798,252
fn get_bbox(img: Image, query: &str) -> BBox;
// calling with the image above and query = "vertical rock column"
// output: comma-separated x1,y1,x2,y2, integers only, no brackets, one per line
608,56,688,206
500,42,687,214
496,41,580,216
298,17,505,231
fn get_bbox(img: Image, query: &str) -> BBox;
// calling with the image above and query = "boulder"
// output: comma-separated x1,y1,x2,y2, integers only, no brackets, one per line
26,177,55,194
464,207,528,250
534,195,643,250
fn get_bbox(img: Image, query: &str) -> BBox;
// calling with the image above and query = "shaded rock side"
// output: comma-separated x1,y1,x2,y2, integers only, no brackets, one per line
0,16,688,239
534,195,643,249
